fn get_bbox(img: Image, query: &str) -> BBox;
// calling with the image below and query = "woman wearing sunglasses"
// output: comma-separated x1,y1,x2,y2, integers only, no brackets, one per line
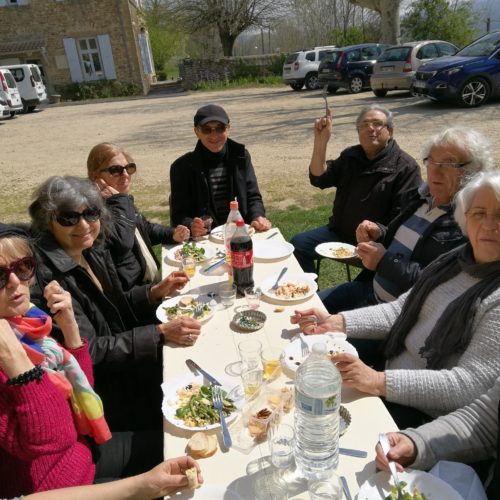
170,104,272,237
28,176,202,431
87,142,189,291
0,228,168,496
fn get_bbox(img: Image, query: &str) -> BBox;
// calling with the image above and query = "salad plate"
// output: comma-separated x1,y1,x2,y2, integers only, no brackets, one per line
315,242,357,260
166,242,216,264
259,273,317,302
210,224,255,243
156,295,214,324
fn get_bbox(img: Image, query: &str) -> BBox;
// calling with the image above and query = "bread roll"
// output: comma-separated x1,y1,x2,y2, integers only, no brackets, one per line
185,467,199,489
186,431,217,458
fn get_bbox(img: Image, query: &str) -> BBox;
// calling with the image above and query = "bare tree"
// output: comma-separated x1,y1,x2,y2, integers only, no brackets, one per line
166,0,284,56
348,0,402,43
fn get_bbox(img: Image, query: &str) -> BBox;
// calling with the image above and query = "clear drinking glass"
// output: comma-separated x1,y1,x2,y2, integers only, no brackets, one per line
181,255,196,278
261,345,283,380
270,423,295,470
308,473,343,499
244,287,261,309
219,282,237,307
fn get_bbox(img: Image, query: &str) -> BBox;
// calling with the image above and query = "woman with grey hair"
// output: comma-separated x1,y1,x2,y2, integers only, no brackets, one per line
320,126,493,314
29,176,202,431
292,169,500,429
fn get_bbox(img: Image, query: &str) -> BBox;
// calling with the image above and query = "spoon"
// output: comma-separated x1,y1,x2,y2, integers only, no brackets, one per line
379,433,403,500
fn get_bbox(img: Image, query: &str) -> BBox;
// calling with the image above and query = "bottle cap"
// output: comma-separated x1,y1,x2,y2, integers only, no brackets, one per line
311,342,327,355
230,201,239,210
236,219,245,226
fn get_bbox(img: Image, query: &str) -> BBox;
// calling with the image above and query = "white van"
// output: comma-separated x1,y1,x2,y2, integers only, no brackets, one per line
0,68,23,116
1,64,47,113
0,98,10,120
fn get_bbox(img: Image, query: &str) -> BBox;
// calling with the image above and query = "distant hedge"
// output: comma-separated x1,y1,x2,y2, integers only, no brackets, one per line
55,80,142,101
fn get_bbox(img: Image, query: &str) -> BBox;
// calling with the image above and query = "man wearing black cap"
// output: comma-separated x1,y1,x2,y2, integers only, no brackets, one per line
170,104,272,237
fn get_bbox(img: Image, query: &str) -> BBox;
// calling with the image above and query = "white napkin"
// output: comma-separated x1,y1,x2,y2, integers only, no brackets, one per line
429,460,487,500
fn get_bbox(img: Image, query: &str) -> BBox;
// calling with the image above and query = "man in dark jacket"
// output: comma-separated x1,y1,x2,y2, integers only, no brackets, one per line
170,104,272,237
291,105,422,273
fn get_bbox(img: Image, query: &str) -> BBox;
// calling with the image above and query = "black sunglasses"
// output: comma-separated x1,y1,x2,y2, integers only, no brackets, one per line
197,124,227,135
55,208,101,227
0,256,37,289
99,162,137,177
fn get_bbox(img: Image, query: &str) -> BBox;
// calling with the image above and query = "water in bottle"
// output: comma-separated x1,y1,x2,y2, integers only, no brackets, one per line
224,200,242,281
294,342,341,480
230,219,254,295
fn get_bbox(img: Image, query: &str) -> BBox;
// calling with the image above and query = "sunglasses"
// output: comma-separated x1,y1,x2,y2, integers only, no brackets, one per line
55,208,101,227
99,162,137,177
0,256,36,289
197,124,228,135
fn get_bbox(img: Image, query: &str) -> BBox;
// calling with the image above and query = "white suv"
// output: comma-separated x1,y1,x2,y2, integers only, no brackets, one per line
283,46,336,91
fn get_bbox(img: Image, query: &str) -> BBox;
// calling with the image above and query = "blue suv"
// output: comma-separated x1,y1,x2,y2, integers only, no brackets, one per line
413,31,500,107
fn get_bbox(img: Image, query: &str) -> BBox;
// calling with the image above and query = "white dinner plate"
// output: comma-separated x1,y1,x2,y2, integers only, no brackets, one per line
156,295,214,324
169,484,244,499
315,242,357,260
358,469,463,499
253,240,294,261
166,243,217,264
161,373,242,432
210,224,255,243
282,333,358,373
259,273,318,302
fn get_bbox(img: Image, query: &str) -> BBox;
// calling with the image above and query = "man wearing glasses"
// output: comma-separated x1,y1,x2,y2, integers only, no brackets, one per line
170,104,272,237
291,105,421,274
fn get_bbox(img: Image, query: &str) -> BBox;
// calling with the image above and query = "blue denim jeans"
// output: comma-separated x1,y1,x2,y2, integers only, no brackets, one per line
319,279,377,314
290,225,340,273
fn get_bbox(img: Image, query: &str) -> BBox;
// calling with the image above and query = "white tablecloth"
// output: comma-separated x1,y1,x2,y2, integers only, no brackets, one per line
162,228,398,498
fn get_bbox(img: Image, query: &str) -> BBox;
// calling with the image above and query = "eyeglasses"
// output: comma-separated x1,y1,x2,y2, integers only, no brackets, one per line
0,256,36,289
197,124,228,135
423,158,471,169
99,163,137,177
358,120,387,131
54,208,101,227
466,209,500,224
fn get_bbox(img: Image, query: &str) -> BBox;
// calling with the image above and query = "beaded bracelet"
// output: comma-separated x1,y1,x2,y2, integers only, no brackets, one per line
7,365,44,386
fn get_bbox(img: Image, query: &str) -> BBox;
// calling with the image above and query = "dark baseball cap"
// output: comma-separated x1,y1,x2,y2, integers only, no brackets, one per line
194,104,230,127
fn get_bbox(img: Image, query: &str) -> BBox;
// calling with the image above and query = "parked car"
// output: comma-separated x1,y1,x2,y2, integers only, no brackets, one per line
282,46,336,91
0,68,22,117
1,64,47,113
413,31,500,107
371,40,458,97
0,97,10,120
318,43,391,94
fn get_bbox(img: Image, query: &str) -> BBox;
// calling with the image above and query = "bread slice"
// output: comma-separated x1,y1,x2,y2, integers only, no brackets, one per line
186,431,217,458
185,467,199,489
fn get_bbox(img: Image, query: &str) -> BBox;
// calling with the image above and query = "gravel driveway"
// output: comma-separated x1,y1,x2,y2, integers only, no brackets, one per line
1,87,499,223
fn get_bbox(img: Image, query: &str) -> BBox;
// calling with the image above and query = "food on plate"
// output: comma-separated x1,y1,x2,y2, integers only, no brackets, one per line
327,346,345,359
174,241,207,262
274,306,285,312
331,246,355,258
267,387,293,412
385,482,428,500
271,282,310,299
248,407,274,439
163,298,211,321
175,382,236,427
185,467,200,490
238,314,263,329
288,344,345,367
186,431,218,459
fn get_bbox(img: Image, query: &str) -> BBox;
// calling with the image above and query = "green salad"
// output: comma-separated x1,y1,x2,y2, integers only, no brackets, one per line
175,241,206,262
385,482,428,500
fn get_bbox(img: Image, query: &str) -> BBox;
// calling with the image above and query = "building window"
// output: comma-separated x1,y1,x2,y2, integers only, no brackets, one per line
78,38,104,79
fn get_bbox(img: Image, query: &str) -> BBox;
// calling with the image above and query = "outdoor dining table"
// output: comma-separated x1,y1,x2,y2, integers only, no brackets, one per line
161,227,398,499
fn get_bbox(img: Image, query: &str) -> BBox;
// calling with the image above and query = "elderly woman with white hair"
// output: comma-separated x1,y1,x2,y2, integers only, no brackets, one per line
320,126,494,314
292,169,500,428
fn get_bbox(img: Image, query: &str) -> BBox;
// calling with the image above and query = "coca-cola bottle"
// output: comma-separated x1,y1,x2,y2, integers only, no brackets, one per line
224,200,242,282
230,219,254,296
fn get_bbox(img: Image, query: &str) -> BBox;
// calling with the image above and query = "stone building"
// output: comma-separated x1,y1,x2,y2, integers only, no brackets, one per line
0,0,155,95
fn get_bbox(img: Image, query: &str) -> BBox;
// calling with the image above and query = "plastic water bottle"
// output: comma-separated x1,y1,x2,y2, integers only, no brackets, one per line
294,342,341,479
224,200,242,281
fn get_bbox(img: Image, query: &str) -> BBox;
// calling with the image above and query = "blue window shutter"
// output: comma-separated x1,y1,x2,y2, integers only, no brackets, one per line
63,38,84,82
97,34,116,80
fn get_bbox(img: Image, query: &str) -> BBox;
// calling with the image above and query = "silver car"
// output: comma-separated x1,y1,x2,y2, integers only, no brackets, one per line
371,40,458,97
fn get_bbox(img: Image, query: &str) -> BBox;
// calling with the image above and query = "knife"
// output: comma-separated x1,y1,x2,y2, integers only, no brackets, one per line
266,231,278,239
339,447,367,458
204,257,226,273
186,359,222,386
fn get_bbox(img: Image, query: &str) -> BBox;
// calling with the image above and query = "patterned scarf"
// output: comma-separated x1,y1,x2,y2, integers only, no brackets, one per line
7,304,111,444
383,243,500,369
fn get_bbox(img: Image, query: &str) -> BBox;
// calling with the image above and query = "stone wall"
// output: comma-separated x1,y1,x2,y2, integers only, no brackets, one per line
0,0,150,94
179,54,282,90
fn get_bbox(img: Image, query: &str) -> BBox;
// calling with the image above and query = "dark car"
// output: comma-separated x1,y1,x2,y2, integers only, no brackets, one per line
413,31,500,107
318,43,391,93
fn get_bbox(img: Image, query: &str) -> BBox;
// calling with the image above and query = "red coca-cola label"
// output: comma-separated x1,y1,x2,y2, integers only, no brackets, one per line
231,250,253,268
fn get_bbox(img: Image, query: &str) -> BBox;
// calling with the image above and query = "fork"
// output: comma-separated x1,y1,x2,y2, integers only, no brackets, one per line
299,334,310,359
193,303,205,319
270,266,288,291
322,84,329,114
212,385,232,448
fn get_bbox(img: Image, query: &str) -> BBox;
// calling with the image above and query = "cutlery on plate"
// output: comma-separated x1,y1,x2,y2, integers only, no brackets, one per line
270,266,288,291
299,334,310,359
204,257,226,273
379,433,403,499
212,385,232,449
186,359,222,386
192,303,205,319
322,84,329,114
340,476,352,500
339,447,368,458
266,231,278,240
